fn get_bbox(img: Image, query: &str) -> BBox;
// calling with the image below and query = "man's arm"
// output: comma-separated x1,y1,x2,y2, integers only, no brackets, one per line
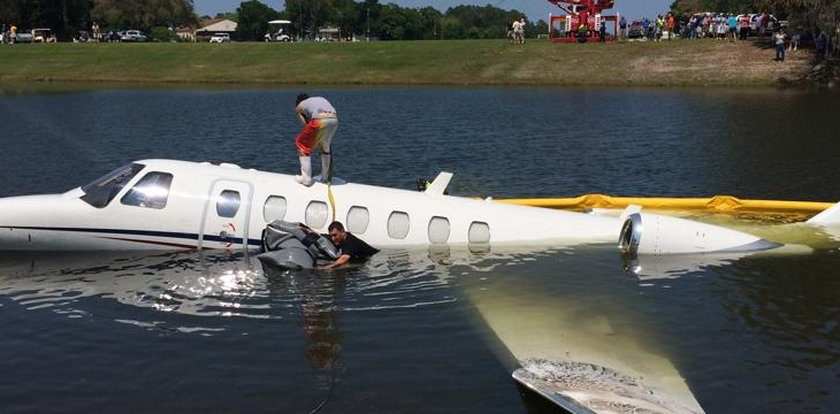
295,107,307,125
319,253,351,270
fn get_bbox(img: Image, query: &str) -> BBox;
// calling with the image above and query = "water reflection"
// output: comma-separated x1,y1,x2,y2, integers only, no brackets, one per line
719,253,840,371
263,265,347,399
3,239,838,413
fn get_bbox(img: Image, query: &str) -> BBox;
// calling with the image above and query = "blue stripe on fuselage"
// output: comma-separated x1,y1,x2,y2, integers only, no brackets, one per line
0,225,262,247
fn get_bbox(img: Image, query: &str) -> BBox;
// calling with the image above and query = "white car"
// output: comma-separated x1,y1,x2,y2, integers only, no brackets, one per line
121,30,147,42
209,33,230,43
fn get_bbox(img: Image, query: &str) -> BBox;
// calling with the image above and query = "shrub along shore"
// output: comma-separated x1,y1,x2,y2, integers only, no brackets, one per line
0,39,819,88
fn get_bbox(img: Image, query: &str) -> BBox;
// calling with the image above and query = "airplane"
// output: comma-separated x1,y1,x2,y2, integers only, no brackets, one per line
1,159,839,254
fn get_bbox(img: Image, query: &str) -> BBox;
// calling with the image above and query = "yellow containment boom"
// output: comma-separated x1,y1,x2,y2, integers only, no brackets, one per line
495,194,833,214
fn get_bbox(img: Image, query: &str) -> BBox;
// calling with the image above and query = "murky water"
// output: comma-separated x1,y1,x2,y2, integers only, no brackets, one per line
1,86,840,413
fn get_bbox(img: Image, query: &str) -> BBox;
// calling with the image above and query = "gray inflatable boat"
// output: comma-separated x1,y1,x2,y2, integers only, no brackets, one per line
257,220,342,270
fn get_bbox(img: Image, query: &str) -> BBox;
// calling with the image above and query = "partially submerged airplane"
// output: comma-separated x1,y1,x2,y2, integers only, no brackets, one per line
5,160,840,414
1,159,839,254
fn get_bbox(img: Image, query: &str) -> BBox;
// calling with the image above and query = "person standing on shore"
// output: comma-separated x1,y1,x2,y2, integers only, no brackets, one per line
294,93,338,186
599,21,606,42
773,29,786,62
815,33,827,61
619,16,627,40
512,18,525,44
727,14,737,42
789,32,800,51
739,14,750,40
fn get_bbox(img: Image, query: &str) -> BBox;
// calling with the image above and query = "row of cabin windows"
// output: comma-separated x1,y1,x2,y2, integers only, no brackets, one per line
263,195,491,244
112,172,490,244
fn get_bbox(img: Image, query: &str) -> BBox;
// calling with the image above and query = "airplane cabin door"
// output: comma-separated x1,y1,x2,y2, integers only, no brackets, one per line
201,180,254,250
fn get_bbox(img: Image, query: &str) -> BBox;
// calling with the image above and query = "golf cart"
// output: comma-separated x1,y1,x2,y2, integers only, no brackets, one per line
265,20,293,42
32,28,55,43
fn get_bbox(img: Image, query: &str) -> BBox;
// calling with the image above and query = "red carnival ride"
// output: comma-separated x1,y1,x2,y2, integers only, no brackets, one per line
546,0,618,42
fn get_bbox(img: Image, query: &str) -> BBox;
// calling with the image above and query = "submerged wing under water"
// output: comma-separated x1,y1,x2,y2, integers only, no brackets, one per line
458,248,707,414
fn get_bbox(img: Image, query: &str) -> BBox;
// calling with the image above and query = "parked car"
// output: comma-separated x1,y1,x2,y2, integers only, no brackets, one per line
627,20,644,38
209,33,231,43
121,30,147,42
15,31,34,43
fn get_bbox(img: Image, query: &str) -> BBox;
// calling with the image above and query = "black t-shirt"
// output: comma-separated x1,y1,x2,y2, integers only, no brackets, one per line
339,232,379,261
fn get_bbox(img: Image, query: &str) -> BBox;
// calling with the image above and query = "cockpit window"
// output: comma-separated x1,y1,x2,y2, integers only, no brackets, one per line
80,163,145,208
120,172,173,209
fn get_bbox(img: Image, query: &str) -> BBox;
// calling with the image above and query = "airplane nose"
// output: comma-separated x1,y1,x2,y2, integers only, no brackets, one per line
0,193,79,251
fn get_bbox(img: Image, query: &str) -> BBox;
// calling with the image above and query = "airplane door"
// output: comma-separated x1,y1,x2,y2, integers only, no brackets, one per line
200,180,254,250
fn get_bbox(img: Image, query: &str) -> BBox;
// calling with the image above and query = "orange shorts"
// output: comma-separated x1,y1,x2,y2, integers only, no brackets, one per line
295,117,338,156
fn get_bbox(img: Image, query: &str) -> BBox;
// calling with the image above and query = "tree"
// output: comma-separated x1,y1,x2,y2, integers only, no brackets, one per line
419,6,443,39
236,1,280,41
91,0,196,31
0,0,91,39
531,19,549,38
755,0,839,56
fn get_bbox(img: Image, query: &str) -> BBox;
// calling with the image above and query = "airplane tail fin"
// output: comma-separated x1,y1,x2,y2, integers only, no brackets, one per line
424,172,453,196
806,201,840,225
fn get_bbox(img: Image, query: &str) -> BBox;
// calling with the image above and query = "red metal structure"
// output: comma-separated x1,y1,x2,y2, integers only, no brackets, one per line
546,0,618,43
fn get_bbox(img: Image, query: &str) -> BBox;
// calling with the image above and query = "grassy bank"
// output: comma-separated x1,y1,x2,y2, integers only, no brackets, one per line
0,39,814,87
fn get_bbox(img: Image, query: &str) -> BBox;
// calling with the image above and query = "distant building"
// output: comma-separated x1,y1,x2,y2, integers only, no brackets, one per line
176,26,195,42
195,18,237,41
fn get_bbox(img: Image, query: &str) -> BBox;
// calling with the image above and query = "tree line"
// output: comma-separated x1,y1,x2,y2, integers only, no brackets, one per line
0,0,198,40
233,0,549,41
0,0,548,42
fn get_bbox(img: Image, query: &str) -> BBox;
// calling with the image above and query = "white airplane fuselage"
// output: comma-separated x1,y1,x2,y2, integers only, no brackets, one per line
0,159,784,253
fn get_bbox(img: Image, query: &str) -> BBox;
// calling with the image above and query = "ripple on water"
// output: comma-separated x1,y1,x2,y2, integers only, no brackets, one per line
0,247,543,334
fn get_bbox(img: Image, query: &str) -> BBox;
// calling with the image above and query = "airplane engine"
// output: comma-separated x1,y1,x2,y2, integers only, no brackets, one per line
619,211,779,255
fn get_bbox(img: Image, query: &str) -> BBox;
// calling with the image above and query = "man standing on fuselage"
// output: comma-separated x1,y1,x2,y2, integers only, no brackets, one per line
294,93,338,186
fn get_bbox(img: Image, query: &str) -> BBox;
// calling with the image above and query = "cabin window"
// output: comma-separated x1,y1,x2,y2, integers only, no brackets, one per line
81,163,145,208
346,206,369,234
468,221,490,244
306,201,329,229
120,172,173,209
263,196,287,223
428,216,450,244
387,211,410,239
216,190,241,218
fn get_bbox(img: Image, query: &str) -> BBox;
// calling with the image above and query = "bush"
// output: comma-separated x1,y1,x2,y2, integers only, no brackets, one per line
149,26,178,42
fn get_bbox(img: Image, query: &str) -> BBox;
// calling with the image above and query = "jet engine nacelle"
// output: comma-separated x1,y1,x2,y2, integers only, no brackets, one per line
619,209,779,255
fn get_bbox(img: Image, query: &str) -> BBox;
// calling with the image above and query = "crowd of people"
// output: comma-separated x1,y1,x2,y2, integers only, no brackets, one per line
618,14,676,41
678,13,778,40
614,11,833,63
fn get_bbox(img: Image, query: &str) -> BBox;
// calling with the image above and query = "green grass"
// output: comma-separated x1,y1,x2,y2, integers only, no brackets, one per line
0,39,813,87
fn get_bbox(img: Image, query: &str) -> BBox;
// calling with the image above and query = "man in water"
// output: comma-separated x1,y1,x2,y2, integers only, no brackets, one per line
320,221,378,270
294,93,338,186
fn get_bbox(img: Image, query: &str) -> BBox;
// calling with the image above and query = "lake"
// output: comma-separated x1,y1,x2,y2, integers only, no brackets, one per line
1,86,840,414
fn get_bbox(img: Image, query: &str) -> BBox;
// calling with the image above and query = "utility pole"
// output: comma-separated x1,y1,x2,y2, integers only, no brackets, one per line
366,8,370,42
299,0,303,41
